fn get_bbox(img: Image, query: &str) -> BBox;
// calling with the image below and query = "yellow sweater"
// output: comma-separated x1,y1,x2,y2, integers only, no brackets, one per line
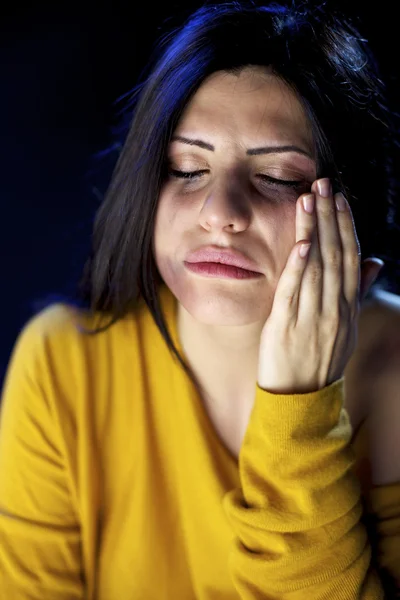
0,283,399,599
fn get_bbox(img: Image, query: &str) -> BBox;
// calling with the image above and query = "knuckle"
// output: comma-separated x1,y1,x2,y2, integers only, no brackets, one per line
320,203,336,218
326,248,342,268
308,264,322,284
283,290,297,308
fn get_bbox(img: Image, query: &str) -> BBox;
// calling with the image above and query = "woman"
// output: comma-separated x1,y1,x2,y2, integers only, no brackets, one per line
0,1,399,598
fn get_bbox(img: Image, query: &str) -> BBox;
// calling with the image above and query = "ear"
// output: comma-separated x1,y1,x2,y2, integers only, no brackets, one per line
359,258,384,302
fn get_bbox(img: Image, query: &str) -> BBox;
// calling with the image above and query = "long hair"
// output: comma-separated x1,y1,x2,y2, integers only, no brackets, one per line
77,0,399,379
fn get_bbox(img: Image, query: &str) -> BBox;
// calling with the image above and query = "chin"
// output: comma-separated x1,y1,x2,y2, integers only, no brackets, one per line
177,276,270,325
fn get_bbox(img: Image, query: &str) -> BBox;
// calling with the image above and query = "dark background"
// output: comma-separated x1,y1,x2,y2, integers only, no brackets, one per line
1,0,399,390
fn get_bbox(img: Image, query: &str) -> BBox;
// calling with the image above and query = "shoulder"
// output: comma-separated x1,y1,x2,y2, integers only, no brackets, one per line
359,290,400,486
357,289,400,429
17,302,85,339
366,288,400,323
2,303,143,419
9,303,79,363
6,302,138,384
16,301,140,344
345,289,400,424
12,303,103,357
361,289,400,375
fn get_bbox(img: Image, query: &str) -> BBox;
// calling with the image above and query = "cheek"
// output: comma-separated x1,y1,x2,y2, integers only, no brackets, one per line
258,202,297,250
152,193,187,282
154,190,189,234
153,192,177,247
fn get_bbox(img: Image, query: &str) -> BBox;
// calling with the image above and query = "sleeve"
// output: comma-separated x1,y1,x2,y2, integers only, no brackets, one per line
222,377,385,599
0,312,84,599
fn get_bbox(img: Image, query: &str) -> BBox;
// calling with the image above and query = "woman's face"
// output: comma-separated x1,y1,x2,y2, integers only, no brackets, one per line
153,66,317,326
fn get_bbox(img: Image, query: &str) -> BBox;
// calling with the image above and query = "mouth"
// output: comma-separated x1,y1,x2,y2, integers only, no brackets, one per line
184,260,263,280
185,245,262,274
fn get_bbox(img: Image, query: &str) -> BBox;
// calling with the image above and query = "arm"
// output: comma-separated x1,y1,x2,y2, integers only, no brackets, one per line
366,483,400,597
223,377,385,598
0,313,84,599
367,337,400,594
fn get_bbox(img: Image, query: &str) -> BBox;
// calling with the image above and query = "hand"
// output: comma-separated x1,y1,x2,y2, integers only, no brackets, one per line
257,178,384,394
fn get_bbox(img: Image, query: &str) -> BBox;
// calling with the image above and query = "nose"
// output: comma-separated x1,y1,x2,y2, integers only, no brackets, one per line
198,179,252,234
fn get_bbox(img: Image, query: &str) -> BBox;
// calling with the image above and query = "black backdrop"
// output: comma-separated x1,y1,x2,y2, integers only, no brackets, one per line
1,0,399,390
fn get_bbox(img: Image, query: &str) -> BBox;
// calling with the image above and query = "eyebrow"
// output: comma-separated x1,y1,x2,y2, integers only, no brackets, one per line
171,135,314,160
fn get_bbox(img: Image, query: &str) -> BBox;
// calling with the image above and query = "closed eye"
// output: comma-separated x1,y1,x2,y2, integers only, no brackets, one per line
168,169,208,180
168,169,306,189
257,174,307,189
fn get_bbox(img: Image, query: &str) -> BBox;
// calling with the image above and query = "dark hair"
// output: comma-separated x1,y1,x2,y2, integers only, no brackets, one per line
77,0,400,380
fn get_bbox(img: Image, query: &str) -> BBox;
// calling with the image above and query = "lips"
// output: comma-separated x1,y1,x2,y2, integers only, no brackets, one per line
185,245,261,273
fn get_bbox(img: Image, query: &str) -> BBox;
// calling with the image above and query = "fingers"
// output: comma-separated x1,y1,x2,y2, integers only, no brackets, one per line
311,178,343,315
271,177,361,323
333,191,361,305
269,236,312,323
296,191,322,318
299,178,360,316
271,189,320,322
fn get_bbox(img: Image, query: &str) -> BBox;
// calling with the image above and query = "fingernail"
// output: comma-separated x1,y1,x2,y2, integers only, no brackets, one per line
302,194,314,214
317,178,331,197
335,192,346,211
299,242,311,258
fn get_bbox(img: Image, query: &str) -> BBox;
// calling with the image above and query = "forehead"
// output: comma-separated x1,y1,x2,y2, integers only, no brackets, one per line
175,67,313,151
